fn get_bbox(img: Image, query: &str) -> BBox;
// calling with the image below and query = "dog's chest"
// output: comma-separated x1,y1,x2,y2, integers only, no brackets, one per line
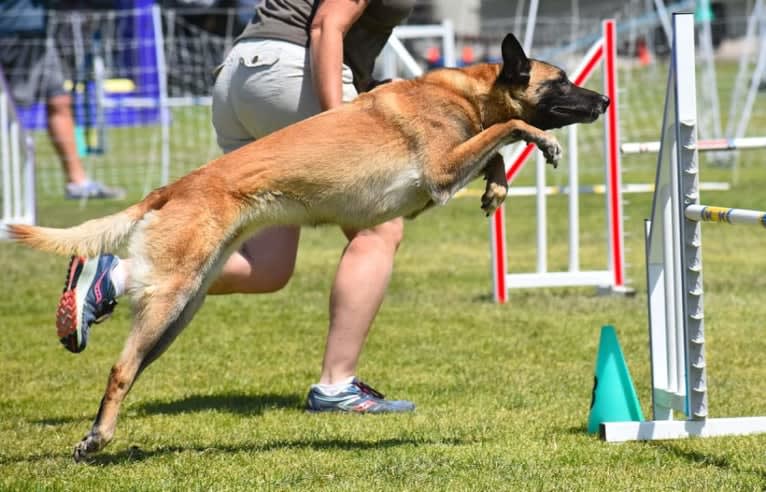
383,166,424,197
322,165,430,227
368,167,429,213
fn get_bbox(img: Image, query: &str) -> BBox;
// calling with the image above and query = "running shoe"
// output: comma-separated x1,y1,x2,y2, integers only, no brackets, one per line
66,181,126,200
56,255,119,353
306,378,415,413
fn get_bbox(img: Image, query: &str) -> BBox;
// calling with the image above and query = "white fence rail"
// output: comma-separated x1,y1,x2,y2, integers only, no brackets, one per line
0,69,36,239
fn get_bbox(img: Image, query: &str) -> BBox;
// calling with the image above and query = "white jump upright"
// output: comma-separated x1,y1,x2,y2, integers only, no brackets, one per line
0,67,35,240
601,13,766,442
380,20,457,79
490,19,627,303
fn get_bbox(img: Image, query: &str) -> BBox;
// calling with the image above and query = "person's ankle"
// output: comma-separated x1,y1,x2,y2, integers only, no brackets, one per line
312,376,355,395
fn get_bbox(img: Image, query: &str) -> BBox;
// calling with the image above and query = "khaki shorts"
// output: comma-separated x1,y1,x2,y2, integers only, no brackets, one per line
211,38,358,153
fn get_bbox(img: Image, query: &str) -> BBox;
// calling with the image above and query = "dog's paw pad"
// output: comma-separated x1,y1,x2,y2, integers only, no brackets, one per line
73,433,103,463
540,139,563,168
481,182,508,215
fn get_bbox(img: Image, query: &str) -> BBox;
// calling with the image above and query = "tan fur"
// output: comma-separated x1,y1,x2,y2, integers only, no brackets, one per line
7,45,609,462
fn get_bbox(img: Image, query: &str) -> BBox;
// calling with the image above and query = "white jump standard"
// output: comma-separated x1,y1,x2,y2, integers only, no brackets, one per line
600,13,766,442
0,66,35,240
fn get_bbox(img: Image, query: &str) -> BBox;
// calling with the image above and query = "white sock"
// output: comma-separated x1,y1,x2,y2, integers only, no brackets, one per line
109,256,127,297
311,376,356,396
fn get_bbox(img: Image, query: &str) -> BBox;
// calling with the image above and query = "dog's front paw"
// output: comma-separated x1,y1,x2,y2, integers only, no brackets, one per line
73,432,104,463
538,136,562,168
481,181,508,216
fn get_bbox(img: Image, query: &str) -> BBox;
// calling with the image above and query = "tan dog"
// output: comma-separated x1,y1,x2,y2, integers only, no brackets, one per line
8,33,608,461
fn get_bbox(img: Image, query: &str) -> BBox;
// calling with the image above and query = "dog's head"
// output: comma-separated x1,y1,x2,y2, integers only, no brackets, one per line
490,33,609,130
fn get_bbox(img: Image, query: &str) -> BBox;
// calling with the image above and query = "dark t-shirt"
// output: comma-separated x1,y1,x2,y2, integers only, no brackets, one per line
237,0,414,91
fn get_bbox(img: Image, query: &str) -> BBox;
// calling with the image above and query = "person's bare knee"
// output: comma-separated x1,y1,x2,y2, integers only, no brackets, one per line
235,226,299,293
208,226,299,295
343,217,404,255
240,247,295,293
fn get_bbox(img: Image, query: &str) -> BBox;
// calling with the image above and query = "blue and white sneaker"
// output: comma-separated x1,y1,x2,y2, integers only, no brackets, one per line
306,378,415,414
56,255,119,353
66,181,126,200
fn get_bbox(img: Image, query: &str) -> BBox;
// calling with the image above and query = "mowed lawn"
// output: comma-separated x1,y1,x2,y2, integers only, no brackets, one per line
2,64,766,489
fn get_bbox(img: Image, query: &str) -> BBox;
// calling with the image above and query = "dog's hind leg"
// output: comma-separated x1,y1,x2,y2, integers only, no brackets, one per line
71,275,209,462
72,211,242,462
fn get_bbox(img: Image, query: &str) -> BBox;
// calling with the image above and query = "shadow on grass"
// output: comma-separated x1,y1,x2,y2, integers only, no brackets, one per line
1,436,464,466
551,429,766,481
562,425,589,435
91,435,467,465
651,442,766,480
33,415,88,426
29,393,304,427
135,392,305,416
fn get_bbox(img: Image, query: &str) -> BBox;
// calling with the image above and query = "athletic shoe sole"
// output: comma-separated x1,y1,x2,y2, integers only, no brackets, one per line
56,256,112,352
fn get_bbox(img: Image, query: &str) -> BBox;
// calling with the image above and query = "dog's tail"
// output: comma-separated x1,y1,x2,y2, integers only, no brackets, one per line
6,189,168,257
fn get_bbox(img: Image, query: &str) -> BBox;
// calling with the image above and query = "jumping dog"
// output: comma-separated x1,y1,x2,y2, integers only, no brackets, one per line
8,33,609,461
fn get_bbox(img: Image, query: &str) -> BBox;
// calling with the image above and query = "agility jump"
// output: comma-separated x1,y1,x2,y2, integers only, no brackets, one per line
601,13,766,442
490,19,626,303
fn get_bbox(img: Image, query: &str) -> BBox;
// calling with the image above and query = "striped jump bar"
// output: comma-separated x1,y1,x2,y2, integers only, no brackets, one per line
685,204,766,227
621,136,766,155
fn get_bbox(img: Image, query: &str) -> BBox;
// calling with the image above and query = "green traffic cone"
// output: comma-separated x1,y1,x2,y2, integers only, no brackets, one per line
74,126,88,157
587,325,644,433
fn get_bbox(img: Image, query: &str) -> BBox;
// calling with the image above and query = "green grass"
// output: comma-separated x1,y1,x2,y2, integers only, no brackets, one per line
2,63,766,490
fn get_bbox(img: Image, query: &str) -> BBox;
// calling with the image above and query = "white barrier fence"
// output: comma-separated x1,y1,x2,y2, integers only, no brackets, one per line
0,69,35,239
601,13,766,442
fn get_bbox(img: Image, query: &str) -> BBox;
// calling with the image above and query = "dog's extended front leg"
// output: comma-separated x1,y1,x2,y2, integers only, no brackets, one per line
427,119,561,205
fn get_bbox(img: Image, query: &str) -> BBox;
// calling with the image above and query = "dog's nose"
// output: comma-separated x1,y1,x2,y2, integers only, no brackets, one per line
600,95,610,112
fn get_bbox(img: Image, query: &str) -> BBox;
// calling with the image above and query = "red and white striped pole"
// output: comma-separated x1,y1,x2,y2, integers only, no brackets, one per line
602,18,626,290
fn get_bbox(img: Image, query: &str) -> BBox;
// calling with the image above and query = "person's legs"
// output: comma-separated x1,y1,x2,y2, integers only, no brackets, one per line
37,38,124,198
46,93,86,185
319,218,404,383
305,217,414,413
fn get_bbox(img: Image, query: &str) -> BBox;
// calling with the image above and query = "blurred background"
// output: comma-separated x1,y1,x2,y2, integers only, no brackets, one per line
0,0,763,205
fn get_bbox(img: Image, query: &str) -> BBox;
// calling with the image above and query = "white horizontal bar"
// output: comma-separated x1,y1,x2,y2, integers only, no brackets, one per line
393,24,450,39
98,96,212,110
456,182,728,199
621,136,766,154
685,204,766,226
601,417,766,442
506,271,613,289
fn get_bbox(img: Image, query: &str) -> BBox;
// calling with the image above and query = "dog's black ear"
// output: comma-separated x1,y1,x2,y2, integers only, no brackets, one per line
500,33,531,85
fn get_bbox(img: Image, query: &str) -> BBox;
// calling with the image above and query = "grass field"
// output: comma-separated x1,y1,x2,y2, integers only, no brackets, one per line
2,62,766,490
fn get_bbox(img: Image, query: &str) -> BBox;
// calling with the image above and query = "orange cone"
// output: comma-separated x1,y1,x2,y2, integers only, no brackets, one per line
637,40,652,66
